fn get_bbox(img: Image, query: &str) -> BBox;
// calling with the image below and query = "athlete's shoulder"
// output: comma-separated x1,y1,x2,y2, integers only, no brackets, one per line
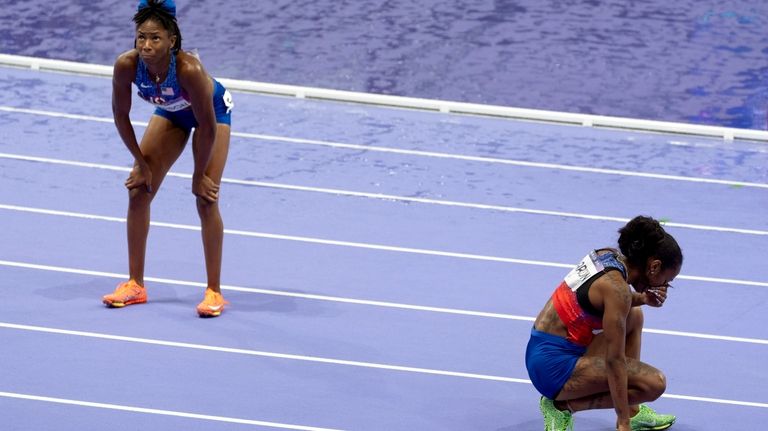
114,49,139,68
175,50,210,93
175,50,206,75
113,49,139,83
593,269,631,305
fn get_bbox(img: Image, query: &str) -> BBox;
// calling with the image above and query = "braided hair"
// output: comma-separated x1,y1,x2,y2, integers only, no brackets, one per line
618,216,683,270
134,0,182,52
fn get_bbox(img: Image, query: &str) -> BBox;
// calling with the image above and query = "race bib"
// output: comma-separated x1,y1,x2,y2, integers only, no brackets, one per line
563,251,605,291
157,97,192,112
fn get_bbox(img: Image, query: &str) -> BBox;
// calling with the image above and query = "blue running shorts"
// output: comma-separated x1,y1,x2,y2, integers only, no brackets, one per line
525,327,587,399
153,79,233,132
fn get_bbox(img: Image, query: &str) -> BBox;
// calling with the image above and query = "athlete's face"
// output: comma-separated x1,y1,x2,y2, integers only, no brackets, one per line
135,19,176,62
633,258,680,293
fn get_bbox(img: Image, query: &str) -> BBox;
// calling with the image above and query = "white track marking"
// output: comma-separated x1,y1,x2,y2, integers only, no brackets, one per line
0,322,530,384
0,391,344,430
660,393,768,409
233,131,768,188
1,204,767,287
1,105,766,189
1,153,766,236
2,204,768,288
0,323,766,409
1,259,766,345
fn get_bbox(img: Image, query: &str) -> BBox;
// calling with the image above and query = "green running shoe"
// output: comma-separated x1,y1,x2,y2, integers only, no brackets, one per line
539,397,574,431
628,405,676,431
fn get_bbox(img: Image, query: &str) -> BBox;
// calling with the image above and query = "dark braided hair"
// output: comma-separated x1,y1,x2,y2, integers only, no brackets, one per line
133,0,182,52
618,216,683,270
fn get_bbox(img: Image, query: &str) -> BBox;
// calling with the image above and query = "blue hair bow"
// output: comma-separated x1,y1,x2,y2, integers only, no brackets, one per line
137,0,176,17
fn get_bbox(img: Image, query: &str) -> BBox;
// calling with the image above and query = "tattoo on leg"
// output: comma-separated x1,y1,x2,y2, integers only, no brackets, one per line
568,392,613,412
587,395,602,410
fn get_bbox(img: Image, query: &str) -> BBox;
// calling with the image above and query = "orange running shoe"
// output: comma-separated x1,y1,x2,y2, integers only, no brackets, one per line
196,288,228,317
102,280,147,308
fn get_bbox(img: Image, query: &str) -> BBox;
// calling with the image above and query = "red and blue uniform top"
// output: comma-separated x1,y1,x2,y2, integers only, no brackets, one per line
551,249,628,346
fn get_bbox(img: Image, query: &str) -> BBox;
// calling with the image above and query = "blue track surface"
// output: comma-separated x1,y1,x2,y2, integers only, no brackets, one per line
0,66,767,430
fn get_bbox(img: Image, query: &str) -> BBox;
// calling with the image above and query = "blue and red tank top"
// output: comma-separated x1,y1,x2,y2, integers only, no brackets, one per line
134,53,192,112
551,249,628,346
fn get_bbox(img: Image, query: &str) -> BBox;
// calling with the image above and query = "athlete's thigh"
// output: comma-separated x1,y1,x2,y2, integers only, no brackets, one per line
556,354,652,400
583,307,643,358
139,114,189,189
192,123,230,183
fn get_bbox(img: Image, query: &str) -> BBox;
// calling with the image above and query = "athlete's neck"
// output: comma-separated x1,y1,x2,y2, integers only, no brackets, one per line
144,53,172,84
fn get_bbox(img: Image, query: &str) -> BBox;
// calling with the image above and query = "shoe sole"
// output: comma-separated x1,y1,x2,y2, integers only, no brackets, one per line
633,425,674,431
625,420,675,431
103,298,147,308
197,309,223,317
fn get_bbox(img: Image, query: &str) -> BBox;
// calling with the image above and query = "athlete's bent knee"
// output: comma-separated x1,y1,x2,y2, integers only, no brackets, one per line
646,369,667,401
195,196,219,218
128,187,152,209
628,306,644,332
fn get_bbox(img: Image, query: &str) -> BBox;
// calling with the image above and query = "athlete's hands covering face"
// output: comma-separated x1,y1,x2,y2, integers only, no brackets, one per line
644,284,669,307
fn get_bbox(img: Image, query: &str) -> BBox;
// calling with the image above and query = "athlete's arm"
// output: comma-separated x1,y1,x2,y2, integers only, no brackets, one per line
630,292,647,307
178,53,218,202
112,51,152,192
597,271,633,429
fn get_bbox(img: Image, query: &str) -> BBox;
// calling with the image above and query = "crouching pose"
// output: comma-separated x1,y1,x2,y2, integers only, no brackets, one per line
526,216,682,430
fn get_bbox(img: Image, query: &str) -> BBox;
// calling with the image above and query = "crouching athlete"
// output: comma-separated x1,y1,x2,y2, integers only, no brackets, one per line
526,216,682,430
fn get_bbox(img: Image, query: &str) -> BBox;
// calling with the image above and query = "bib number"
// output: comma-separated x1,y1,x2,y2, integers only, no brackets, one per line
222,90,234,113
563,252,602,291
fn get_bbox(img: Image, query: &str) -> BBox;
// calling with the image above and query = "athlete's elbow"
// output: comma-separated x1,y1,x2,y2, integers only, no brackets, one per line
606,356,625,370
112,111,131,127
194,113,216,139
112,100,130,118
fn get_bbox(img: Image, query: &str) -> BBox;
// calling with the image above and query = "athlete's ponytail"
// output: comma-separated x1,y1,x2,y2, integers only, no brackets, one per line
618,216,682,270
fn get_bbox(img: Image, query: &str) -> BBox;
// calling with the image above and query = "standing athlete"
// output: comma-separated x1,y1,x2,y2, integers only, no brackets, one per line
102,0,233,317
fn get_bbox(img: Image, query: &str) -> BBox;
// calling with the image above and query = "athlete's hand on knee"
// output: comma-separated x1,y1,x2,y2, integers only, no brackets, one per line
125,164,153,193
192,173,220,203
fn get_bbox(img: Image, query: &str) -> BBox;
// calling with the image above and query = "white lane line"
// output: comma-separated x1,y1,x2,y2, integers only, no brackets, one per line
234,131,768,189
0,259,535,322
1,152,767,237
1,323,766,410
644,328,768,345
0,106,123,125
218,180,768,236
3,204,768,288
661,393,768,409
0,391,344,430
2,204,768,287
0,204,579,267
1,259,767,346
0,152,131,172
1,105,766,189
0,322,530,384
